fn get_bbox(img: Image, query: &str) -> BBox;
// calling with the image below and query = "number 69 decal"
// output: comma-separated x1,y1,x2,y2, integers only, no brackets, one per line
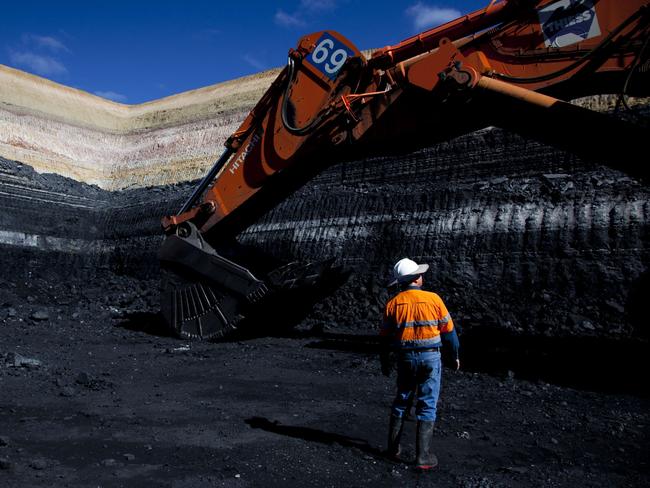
307,33,355,80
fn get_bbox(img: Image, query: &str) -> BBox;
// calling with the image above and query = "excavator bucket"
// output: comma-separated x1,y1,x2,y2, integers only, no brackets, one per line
159,222,346,339
160,267,240,339
159,222,268,339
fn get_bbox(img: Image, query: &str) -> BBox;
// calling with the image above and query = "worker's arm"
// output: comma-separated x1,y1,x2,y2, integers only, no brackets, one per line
436,295,460,370
441,328,460,370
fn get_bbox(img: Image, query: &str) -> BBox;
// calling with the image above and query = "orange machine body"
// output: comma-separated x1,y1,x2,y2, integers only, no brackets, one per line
195,31,364,232
164,0,649,236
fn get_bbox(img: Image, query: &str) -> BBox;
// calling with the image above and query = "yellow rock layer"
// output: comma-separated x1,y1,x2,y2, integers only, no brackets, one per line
0,64,280,189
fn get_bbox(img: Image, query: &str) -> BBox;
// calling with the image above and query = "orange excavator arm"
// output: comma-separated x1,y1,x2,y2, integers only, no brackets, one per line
160,0,649,340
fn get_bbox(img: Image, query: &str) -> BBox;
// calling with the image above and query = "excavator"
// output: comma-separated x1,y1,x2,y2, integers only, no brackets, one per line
159,0,649,340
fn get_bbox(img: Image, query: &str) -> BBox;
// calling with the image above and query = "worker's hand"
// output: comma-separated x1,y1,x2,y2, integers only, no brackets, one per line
454,359,460,371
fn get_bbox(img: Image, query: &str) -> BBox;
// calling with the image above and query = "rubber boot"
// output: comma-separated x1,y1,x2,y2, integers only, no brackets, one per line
415,420,438,470
386,415,404,462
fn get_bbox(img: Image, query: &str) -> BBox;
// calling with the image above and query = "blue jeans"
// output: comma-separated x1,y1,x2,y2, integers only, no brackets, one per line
391,349,442,422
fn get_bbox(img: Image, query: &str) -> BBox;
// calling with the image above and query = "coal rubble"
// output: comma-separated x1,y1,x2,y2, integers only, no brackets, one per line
1,125,649,487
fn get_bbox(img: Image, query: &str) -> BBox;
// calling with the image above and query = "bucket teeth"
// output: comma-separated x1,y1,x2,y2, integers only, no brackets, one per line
161,268,239,340
159,222,269,340
247,283,268,303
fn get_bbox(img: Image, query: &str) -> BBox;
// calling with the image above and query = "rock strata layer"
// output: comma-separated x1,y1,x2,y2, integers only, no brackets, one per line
0,64,278,189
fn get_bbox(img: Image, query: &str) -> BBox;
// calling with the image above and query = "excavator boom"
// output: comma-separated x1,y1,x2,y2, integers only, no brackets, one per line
160,0,650,339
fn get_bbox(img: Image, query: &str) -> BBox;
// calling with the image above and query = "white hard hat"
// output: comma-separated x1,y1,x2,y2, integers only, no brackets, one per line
389,258,429,286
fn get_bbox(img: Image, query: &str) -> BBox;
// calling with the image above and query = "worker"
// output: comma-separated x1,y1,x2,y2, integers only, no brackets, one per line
380,257,460,470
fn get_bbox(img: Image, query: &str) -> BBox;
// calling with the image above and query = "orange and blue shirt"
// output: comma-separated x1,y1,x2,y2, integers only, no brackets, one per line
381,285,459,358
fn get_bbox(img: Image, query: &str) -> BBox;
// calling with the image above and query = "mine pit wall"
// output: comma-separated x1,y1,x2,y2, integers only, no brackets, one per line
0,63,648,345
0,64,279,189
2,132,647,343
0,105,250,189
238,130,649,340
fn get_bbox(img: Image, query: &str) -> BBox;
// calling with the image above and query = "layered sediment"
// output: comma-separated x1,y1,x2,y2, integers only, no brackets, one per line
0,63,648,344
0,64,279,189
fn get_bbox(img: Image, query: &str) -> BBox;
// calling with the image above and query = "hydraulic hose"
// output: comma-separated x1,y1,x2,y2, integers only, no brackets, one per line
280,57,331,135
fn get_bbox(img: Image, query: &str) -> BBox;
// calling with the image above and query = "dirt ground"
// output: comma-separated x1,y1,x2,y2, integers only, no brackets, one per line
1,273,648,488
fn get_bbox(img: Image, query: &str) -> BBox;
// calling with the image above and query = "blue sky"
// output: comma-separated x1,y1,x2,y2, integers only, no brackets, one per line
1,1,487,104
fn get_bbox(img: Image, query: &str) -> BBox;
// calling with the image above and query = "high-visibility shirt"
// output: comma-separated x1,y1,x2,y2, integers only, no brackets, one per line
381,286,455,351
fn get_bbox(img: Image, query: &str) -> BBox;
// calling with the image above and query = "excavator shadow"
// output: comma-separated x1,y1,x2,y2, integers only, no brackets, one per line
245,416,384,459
